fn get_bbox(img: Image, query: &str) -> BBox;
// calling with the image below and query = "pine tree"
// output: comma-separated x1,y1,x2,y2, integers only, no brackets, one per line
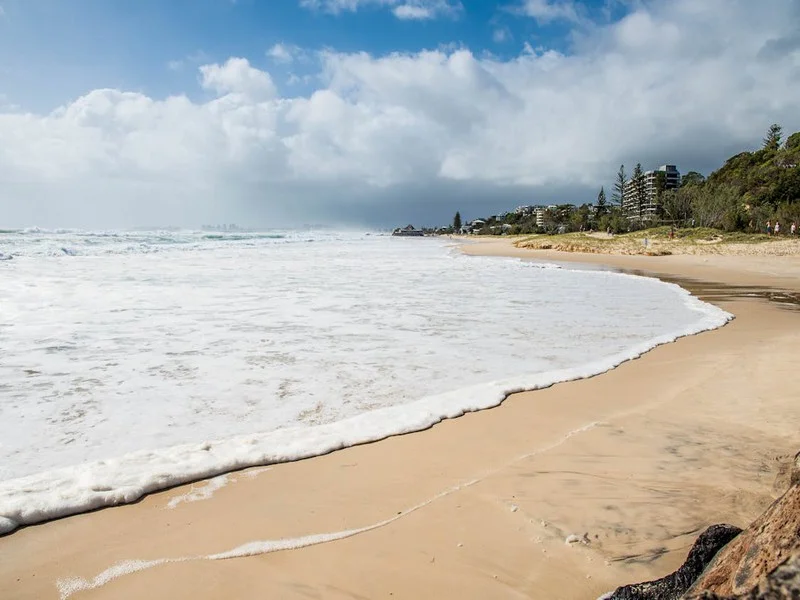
596,186,607,216
453,211,462,232
612,164,626,210
763,123,782,151
631,163,646,223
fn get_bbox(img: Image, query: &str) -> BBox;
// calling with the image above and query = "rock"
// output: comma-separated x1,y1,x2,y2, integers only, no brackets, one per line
683,551,800,599
773,451,800,493
603,524,743,600
685,477,799,597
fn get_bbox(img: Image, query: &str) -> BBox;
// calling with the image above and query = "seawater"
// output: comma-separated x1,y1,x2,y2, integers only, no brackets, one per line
0,229,731,534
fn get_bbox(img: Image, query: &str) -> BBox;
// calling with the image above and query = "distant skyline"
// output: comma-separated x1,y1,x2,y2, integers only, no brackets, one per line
1,0,799,229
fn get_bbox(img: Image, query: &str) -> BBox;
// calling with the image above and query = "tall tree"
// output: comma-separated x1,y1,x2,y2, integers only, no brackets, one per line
631,163,646,223
681,171,706,187
596,186,607,217
653,170,666,216
612,164,626,209
763,123,782,151
453,211,462,231
661,189,693,226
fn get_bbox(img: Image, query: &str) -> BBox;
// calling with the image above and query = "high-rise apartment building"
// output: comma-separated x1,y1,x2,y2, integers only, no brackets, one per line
623,165,681,221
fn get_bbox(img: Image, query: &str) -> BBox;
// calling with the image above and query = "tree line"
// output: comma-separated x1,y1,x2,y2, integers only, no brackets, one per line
449,124,800,235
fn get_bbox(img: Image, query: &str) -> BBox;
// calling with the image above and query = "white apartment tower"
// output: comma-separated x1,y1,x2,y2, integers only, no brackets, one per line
623,164,681,221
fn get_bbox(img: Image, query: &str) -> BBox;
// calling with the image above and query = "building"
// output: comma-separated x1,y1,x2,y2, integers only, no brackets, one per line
623,165,681,221
391,224,424,237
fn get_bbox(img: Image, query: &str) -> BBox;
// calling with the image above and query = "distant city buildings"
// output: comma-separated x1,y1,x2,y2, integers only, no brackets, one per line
201,223,247,232
623,165,681,221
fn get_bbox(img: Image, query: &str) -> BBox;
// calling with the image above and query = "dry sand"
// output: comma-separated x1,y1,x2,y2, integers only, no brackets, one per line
2,239,799,600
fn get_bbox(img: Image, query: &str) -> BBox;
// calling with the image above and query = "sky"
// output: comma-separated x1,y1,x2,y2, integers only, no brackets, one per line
0,0,799,229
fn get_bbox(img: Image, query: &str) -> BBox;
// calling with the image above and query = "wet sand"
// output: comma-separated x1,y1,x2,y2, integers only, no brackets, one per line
1,240,799,600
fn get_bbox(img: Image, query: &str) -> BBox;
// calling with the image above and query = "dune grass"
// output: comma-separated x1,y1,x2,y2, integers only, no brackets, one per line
512,227,797,256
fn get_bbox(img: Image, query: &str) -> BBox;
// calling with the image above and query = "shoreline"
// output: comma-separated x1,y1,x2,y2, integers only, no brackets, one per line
2,239,800,599
0,240,733,536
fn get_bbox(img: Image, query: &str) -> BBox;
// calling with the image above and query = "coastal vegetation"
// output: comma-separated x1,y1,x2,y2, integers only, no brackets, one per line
512,227,797,256
444,125,800,237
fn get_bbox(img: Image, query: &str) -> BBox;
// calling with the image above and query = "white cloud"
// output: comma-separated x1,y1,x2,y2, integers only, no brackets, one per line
299,0,461,20
267,43,296,64
392,4,431,20
167,59,184,71
199,57,276,100
0,0,799,228
519,0,582,24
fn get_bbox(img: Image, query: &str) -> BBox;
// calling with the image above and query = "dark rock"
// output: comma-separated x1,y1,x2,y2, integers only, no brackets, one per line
604,524,743,600
685,482,800,596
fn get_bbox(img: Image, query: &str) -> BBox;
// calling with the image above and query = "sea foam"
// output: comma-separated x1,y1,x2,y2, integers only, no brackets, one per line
0,230,732,534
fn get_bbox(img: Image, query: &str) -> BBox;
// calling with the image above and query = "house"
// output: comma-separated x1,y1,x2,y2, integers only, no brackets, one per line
392,224,425,237
469,219,487,232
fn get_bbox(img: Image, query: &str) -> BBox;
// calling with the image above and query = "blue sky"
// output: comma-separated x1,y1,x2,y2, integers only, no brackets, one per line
0,0,624,110
0,0,798,228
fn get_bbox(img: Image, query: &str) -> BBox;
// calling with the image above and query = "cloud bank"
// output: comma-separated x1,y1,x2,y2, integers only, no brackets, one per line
1,0,799,228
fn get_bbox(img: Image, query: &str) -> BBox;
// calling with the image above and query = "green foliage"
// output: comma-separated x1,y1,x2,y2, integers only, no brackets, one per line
681,171,706,187
453,211,462,231
785,132,800,151
597,206,629,234
596,186,607,216
690,184,743,231
631,162,646,222
763,123,783,151
660,189,693,225
569,204,593,231
612,164,626,206
676,124,800,232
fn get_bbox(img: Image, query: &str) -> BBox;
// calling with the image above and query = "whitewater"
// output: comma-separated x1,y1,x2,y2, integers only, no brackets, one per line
0,229,731,534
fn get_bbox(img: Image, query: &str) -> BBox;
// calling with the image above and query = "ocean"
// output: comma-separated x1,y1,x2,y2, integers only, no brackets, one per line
0,228,731,534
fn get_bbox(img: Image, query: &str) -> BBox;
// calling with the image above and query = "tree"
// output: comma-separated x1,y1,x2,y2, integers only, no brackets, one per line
612,164,626,209
691,184,741,229
681,171,706,187
453,211,462,231
631,162,646,223
661,188,693,226
570,204,592,231
785,131,800,151
763,123,782,151
596,186,607,217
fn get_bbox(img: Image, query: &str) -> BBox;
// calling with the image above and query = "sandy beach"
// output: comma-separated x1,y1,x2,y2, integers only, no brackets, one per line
2,238,800,600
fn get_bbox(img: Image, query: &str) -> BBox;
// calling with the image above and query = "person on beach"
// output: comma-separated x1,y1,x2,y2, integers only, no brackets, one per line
774,221,781,235
766,220,772,235
792,221,797,236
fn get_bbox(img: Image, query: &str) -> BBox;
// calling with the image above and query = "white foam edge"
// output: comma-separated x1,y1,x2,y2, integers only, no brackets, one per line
165,474,230,509
0,271,732,536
